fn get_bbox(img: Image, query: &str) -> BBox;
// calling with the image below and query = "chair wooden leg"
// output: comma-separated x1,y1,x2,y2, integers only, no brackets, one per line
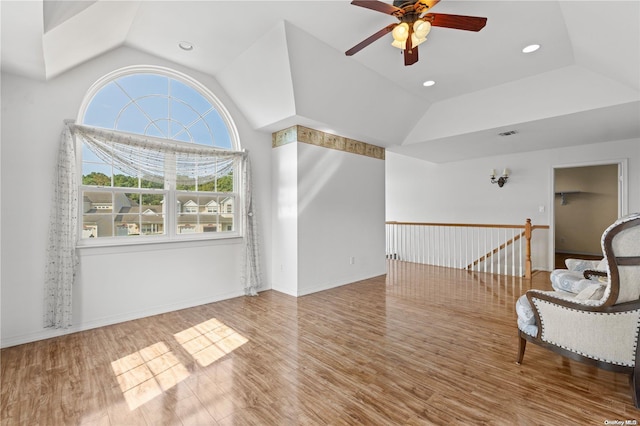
516,334,527,365
632,367,640,408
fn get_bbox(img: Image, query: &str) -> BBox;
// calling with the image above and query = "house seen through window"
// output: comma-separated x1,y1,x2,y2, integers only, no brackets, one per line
78,67,240,242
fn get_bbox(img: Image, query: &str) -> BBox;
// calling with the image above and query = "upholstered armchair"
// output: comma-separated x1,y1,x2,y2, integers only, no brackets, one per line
516,212,640,407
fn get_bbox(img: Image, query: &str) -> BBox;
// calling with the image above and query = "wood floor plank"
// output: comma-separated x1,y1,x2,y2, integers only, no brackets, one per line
2,260,639,424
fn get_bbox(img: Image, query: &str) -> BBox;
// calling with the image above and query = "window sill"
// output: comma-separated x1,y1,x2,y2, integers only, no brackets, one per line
76,234,243,256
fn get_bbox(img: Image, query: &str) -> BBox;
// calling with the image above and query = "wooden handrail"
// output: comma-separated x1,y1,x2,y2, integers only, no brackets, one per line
386,220,549,231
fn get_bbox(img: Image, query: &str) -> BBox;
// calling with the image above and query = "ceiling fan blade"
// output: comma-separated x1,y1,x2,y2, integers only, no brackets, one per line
345,23,397,56
351,0,403,16
426,13,487,31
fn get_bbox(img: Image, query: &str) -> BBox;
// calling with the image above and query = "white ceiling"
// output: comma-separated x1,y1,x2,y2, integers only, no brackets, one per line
2,0,639,163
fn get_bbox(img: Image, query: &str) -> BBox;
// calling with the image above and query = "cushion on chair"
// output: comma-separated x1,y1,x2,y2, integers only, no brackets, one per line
574,283,607,301
564,258,603,272
550,270,602,293
516,294,538,337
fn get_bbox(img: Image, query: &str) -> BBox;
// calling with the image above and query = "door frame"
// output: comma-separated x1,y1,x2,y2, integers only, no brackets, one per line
549,158,628,269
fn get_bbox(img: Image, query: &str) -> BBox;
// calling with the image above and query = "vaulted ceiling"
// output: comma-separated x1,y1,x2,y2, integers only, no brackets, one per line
2,1,639,163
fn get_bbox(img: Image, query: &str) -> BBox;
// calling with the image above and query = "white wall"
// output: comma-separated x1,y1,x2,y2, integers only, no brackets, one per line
271,142,299,296
386,138,640,271
0,46,273,347
272,141,386,296
297,143,386,296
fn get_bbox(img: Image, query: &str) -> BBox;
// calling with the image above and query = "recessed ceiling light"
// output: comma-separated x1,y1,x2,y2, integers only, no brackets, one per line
178,41,194,51
423,80,435,87
522,44,540,53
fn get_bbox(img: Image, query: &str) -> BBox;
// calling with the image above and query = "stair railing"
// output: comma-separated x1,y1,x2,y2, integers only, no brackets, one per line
385,219,549,278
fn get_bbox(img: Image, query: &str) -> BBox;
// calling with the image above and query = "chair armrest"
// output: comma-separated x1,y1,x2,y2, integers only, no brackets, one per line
526,289,640,315
583,269,607,279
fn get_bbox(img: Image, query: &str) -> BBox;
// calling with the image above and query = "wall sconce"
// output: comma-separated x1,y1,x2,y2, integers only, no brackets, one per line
490,168,509,187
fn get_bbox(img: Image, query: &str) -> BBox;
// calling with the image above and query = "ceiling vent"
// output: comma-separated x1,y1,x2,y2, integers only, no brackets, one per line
498,130,518,137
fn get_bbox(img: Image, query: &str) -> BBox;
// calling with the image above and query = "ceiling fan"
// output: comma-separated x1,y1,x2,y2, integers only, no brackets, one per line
345,0,487,66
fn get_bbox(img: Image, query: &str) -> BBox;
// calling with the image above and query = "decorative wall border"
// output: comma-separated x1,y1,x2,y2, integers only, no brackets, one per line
272,125,385,160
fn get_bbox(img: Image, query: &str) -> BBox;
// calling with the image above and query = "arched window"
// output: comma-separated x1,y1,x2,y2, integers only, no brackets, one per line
76,66,242,243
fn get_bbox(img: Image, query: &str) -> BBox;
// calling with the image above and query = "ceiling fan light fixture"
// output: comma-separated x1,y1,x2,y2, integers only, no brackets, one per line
392,22,410,45
411,33,427,48
391,39,407,50
413,19,431,39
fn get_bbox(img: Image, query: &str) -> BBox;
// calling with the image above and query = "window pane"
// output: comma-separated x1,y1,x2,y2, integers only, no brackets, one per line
137,96,169,124
217,172,233,193
177,193,199,234
117,74,168,100
116,104,160,136
82,191,113,238
174,193,233,235
170,99,199,133
173,131,192,143
84,82,130,129
204,109,232,149
82,144,104,163
170,79,211,114
113,172,138,188
145,119,169,138
83,164,112,186
141,193,165,206
141,216,164,236
186,119,214,146
176,182,196,191
199,195,218,232
141,178,163,190
115,193,139,236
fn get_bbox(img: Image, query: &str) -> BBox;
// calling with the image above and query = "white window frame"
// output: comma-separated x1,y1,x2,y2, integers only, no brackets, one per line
76,66,243,247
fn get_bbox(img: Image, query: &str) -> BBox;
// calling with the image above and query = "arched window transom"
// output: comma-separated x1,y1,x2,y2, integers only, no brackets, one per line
76,66,242,244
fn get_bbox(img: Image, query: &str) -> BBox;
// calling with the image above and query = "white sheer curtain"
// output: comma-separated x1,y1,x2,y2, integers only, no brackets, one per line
44,123,261,328
44,125,78,328
74,125,239,188
242,157,260,296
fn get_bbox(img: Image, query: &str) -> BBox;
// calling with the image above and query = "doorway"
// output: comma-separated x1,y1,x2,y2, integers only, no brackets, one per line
552,162,626,269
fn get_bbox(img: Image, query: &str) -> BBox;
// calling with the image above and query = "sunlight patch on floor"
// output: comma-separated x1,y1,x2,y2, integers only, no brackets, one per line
174,317,248,367
111,341,190,410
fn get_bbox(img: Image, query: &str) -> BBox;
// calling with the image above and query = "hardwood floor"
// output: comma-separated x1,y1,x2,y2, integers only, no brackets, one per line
2,261,638,425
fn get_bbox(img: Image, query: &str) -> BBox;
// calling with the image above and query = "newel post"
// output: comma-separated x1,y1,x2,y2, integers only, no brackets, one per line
524,218,532,279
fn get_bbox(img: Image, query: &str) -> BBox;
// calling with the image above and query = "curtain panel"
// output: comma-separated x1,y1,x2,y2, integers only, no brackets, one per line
44,123,261,328
44,126,78,328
